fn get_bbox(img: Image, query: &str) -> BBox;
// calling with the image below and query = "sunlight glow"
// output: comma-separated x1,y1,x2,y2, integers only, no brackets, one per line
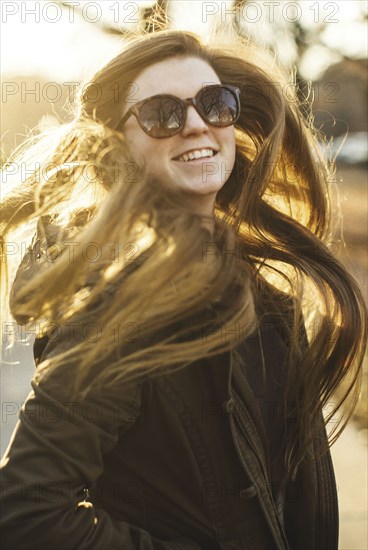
1,1,366,81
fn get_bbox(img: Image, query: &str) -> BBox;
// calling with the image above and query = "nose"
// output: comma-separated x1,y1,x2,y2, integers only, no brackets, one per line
180,105,209,137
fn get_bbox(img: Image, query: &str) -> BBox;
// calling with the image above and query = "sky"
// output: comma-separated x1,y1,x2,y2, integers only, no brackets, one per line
0,0,367,82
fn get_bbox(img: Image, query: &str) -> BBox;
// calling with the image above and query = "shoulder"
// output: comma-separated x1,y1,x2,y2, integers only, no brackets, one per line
9,216,73,324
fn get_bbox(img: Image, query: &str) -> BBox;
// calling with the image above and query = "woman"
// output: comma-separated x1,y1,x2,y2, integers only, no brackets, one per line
0,29,366,549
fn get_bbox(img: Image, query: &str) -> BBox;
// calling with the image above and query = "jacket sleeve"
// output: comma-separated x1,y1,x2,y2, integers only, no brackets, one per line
0,320,201,549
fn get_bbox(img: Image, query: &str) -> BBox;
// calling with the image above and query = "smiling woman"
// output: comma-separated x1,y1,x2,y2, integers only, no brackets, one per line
0,29,367,550
119,57,237,216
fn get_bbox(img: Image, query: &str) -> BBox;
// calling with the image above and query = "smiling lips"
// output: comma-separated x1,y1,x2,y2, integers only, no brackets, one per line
174,148,218,162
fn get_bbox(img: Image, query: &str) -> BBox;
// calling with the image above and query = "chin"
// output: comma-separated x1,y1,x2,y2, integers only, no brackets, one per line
190,181,224,195
181,188,218,198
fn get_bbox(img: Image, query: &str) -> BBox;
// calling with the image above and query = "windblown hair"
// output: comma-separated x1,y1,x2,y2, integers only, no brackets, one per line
1,29,366,477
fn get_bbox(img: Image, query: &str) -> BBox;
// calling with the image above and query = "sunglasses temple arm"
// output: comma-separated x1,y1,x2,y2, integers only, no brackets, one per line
117,108,133,131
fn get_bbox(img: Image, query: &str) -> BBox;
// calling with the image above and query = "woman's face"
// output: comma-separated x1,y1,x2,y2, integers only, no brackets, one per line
121,56,237,217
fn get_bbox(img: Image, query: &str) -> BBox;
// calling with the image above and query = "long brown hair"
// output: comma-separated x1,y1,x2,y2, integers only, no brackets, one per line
1,29,366,477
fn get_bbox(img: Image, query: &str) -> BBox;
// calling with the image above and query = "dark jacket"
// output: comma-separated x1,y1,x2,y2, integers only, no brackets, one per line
0,319,338,549
0,220,338,549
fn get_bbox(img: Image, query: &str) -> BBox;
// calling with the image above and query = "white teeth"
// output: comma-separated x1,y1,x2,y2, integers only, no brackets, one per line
177,149,215,162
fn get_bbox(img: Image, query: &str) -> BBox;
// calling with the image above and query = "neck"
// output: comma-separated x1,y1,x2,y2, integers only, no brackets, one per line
200,215,215,236
178,193,216,233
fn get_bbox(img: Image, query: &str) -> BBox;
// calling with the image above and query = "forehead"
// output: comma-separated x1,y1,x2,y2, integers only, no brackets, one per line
133,56,221,100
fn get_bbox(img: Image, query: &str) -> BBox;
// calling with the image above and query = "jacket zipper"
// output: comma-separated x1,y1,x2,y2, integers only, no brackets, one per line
227,351,289,550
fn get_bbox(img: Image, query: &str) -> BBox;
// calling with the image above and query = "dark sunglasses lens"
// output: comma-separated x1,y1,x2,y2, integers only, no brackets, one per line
199,86,238,126
139,96,184,137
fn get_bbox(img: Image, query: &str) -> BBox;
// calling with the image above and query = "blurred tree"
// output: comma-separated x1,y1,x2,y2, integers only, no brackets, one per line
5,1,367,147
312,58,368,138
231,0,367,136
58,1,170,34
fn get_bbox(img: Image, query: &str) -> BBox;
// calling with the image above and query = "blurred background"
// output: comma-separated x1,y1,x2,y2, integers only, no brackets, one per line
1,1,367,548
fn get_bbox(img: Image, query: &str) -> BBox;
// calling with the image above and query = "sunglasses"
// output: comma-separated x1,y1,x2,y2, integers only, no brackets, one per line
118,84,241,138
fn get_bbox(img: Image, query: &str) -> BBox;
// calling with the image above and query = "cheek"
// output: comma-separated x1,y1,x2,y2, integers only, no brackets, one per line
125,132,155,171
131,143,172,182
143,144,168,174
218,125,235,148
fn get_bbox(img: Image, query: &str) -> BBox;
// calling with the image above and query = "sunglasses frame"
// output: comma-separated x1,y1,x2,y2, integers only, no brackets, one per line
118,84,241,138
